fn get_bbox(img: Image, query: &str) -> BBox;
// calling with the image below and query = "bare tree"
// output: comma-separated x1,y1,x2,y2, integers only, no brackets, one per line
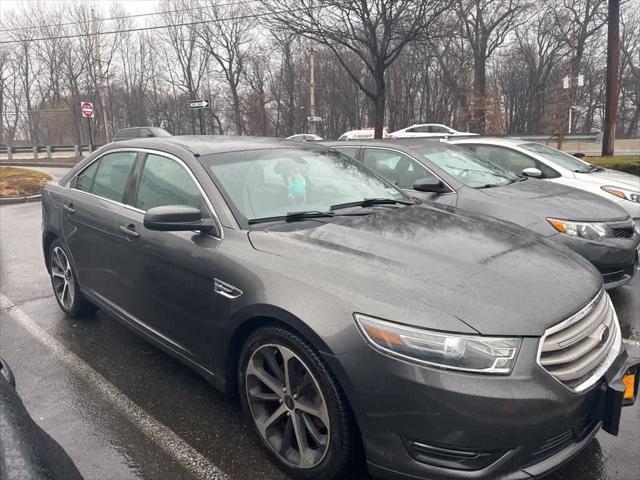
196,0,253,135
261,0,445,139
455,0,529,133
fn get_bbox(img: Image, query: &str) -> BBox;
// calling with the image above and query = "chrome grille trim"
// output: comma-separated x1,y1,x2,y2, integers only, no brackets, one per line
536,290,621,393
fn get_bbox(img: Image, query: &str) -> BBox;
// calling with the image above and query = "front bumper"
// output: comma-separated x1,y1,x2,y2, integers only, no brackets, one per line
553,233,640,289
328,341,638,480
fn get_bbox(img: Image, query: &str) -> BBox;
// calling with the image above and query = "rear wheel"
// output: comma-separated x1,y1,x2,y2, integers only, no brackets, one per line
49,240,96,317
238,326,355,479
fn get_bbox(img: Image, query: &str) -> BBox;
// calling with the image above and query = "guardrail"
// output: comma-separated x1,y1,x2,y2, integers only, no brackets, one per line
0,144,103,161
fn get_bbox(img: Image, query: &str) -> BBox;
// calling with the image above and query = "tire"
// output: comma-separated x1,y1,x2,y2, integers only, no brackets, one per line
48,240,97,317
238,326,356,480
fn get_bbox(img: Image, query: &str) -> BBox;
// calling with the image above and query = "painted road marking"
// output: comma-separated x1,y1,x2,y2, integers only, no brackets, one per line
623,338,640,347
0,294,229,480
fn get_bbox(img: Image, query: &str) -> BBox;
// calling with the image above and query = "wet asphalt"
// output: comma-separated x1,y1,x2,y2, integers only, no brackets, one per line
0,199,639,480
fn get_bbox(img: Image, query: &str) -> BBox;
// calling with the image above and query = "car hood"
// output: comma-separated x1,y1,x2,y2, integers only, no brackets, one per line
473,179,629,223
575,168,640,191
248,205,601,336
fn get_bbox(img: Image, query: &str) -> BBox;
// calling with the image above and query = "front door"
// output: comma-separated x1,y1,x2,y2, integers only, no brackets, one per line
362,147,457,204
112,152,222,364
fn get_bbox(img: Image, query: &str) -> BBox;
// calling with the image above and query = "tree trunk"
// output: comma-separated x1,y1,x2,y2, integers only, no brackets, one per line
373,74,386,139
472,50,487,134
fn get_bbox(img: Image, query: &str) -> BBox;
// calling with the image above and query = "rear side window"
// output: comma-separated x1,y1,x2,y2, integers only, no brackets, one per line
75,161,100,192
363,148,437,189
134,154,202,211
333,147,358,160
74,152,136,202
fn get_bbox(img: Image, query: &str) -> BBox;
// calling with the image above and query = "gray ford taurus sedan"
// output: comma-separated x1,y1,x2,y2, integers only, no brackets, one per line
327,140,640,289
42,136,639,480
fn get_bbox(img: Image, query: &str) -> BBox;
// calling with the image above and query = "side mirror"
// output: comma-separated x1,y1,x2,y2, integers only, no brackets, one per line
144,205,214,232
413,177,448,193
522,167,543,178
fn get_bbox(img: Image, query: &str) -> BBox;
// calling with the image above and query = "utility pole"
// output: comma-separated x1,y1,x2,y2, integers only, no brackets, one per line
602,0,620,156
309,46,316,135
91,6,111,143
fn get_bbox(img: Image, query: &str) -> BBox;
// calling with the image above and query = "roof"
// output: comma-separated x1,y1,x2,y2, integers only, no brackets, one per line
322,138,447,152
449,136,528,146
113,135,326,156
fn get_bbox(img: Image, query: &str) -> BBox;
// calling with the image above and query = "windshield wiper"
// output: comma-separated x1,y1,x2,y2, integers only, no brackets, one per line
248,210,335,225
330,197,414,211
477,183,501,189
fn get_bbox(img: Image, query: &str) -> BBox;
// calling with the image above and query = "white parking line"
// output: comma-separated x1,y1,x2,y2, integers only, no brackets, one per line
0,294,229,480
623,338,640,348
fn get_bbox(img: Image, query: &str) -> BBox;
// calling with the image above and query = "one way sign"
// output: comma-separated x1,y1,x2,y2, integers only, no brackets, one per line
189,99,210,109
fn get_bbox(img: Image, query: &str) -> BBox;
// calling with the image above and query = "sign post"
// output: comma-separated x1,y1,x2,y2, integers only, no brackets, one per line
81,101,95,152
189,100,210,135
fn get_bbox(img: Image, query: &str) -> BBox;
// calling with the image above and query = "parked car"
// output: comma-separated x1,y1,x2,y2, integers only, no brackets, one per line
450,138,640,224
42,136,638,480
112,127,172,142
337,128,389,140
389,123,477,138
286,134,324,142
0,357,82,480
327,139,640,289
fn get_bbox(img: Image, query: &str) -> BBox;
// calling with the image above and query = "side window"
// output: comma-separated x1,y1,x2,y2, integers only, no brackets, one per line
135,154,203,211
77,152,136,202
473,145,534,174
333,147,359,160
140,128,153,138
75,160,100,192
429,126,449,134
363,148,437,189
413,126,431,133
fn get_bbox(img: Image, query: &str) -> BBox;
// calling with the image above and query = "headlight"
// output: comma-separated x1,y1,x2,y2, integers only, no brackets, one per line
547,218,613,240
601,186,640,203
354,314,521,374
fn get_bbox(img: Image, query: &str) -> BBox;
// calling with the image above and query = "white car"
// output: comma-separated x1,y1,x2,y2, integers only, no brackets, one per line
389,123,477,138
451,137,640,223
286,134,323,141
337,128,390,140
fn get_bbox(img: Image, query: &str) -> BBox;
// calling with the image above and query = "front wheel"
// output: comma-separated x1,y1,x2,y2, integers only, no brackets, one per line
238,326,356,479
49,240,97,317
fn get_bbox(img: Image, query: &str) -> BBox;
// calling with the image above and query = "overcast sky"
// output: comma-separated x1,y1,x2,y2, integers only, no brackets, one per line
0,0,158,21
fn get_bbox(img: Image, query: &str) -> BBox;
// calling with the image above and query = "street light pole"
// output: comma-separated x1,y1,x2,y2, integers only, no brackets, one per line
309,45,316,135
602,0,620,156
91,7,111,143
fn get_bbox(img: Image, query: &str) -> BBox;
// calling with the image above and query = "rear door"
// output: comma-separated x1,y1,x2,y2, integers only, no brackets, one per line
113,151,222,364
63,151,139,303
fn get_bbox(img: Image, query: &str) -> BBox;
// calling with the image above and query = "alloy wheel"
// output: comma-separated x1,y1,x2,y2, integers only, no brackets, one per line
245,343,331,469
50,246,75,310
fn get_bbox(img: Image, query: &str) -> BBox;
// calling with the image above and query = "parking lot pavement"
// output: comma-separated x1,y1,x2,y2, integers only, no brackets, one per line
1,201,639,480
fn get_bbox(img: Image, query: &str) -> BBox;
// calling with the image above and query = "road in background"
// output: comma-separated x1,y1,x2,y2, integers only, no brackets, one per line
0,202,639,480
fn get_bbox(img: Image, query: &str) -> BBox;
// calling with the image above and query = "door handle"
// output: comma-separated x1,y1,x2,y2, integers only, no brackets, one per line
119,224,140,238
63,203,75,214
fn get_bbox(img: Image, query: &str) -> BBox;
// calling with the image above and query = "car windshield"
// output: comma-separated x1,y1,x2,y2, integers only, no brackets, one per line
520,143,594,173
200,148,405,224
418,145,519,188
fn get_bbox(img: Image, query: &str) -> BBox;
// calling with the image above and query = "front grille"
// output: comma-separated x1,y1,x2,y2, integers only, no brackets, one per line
612,226,634,238
538,290,621,392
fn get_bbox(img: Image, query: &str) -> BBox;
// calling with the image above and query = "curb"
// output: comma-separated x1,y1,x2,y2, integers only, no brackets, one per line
0,195,42,205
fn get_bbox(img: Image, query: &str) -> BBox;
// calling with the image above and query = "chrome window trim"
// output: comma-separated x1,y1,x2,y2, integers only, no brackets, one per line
66,147,224,240
360,146,456,194
535,289,622,393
